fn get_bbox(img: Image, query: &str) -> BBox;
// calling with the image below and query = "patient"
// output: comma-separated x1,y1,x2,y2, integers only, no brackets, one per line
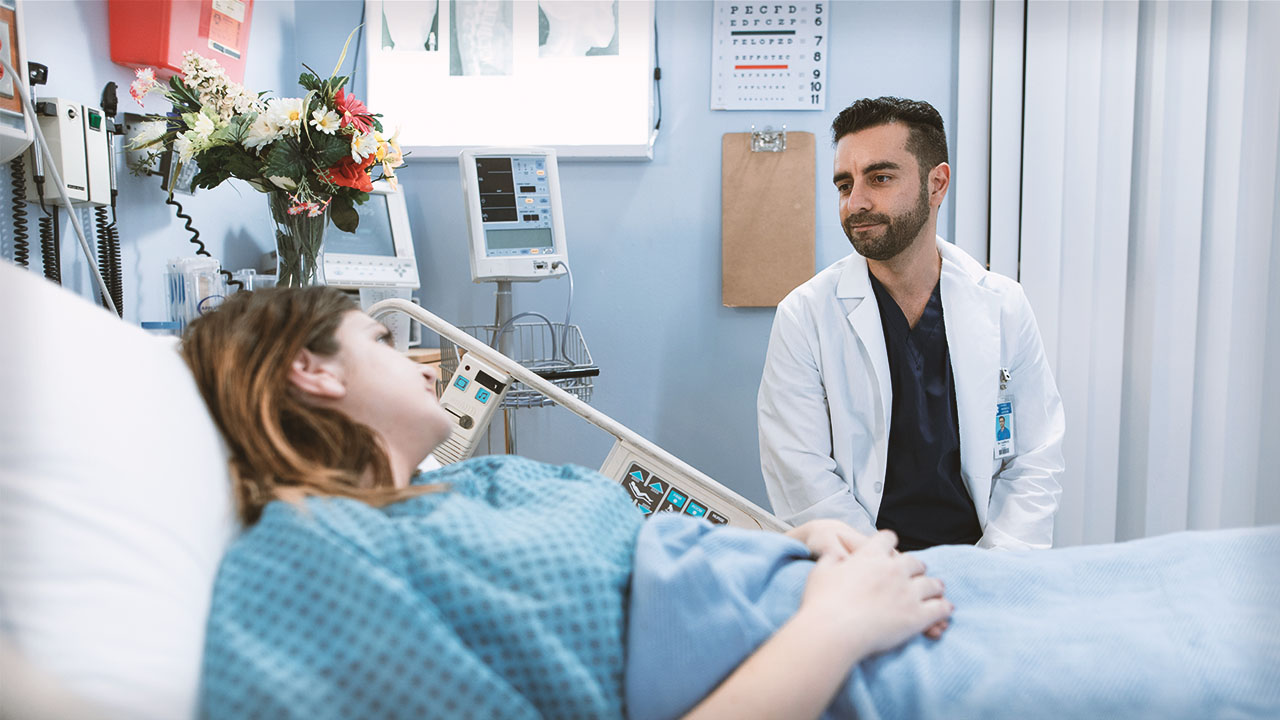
184,286,948,719
186,287,1279,720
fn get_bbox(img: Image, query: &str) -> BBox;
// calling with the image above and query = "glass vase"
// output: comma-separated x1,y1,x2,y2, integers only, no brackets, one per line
268,191,330,287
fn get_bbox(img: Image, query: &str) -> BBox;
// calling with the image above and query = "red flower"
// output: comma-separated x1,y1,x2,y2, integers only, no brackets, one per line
326,154,376,192
334,88,373,134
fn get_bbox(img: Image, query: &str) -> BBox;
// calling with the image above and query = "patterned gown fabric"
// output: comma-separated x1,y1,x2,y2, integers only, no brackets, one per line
199,456,643,719
626,516,1280,720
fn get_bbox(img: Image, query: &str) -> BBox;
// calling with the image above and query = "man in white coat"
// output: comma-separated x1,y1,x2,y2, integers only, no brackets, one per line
758,97,1064,551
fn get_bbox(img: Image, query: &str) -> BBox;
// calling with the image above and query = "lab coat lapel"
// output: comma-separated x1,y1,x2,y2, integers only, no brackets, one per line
939,242,1000,527
836,255,891,501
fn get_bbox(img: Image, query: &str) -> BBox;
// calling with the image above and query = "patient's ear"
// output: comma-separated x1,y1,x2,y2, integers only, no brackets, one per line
287,348,347,400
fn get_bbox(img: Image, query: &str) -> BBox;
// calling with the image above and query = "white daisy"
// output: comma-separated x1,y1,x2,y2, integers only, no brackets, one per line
174,132,196,163
242,115,280,150
350,132,379,162
191,112,217,142
310,108,341,134
265,98,305,136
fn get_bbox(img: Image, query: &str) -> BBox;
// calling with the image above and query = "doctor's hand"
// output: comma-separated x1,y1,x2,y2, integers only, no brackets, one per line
798,530,953,658
786,519,871,560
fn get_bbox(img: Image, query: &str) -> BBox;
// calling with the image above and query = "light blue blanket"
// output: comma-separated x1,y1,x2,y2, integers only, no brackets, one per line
627,516,1280,720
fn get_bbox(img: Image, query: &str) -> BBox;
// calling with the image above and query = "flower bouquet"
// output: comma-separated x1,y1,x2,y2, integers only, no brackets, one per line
128,33,404,286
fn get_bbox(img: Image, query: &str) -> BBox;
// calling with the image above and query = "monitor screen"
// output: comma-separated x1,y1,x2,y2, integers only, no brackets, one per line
475,155,555,257
325,194,397,257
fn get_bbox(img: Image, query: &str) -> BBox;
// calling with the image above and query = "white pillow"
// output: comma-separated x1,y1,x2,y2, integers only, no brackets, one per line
0,261,236,719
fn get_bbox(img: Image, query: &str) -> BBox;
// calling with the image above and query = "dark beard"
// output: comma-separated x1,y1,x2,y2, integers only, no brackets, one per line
842,182,931,262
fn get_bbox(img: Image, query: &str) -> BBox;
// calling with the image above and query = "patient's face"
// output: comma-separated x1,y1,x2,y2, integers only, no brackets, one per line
329,311,453,471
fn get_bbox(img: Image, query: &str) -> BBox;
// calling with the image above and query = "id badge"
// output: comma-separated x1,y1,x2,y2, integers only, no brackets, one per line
994,368,1015,459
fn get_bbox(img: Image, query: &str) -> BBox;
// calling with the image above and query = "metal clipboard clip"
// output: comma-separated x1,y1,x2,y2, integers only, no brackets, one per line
750,125,787,153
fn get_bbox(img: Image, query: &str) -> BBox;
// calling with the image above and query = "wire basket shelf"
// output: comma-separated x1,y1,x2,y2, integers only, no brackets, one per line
438,322,596,409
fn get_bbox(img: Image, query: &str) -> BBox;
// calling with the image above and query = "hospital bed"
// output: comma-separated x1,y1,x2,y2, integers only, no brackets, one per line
0,261,778,719
5,263,1276,719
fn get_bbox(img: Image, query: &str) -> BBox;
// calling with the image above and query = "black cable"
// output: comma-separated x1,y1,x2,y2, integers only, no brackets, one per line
653,16,662,131
161,171,242,292
162,192,240,291
165,193,207,256
95,205,123,315
38,207,59,285
222,268,243,291
9,157,29,268
108,207,123,310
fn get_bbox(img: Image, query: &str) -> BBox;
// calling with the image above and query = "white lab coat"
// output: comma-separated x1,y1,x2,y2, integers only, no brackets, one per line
758,238,1065,549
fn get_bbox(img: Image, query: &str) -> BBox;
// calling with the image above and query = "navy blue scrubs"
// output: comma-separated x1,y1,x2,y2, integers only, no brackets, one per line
868,273,982,551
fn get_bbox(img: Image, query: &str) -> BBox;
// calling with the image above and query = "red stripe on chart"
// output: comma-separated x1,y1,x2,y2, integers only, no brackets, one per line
735,65,788,70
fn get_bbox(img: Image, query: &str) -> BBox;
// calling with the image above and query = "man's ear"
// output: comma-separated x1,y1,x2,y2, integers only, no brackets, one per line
287,348,347,400
929,162,951,207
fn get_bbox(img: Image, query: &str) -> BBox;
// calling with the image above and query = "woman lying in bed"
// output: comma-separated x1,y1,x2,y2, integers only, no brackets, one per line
184,286,1278,720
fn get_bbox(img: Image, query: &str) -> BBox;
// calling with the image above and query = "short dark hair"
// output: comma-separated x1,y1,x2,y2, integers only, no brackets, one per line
831,97,949,178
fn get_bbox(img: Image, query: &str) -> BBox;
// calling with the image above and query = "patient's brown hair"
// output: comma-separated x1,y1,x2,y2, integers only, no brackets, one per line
181,286,439,525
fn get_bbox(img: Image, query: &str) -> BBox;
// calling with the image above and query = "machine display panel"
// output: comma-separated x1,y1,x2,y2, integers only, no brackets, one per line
325,196,396,257
475,155,555,257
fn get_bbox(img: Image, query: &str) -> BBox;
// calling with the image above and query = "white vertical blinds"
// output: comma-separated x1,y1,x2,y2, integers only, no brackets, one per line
958,0,1280,545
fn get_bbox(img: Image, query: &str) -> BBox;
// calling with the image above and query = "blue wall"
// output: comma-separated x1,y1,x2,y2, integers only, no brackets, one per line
10,0,960,509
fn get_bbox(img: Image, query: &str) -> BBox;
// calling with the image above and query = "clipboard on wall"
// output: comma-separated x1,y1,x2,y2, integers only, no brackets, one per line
721,128,815,307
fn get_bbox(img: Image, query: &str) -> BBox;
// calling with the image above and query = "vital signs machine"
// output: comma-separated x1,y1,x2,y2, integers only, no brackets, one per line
459,148,568,283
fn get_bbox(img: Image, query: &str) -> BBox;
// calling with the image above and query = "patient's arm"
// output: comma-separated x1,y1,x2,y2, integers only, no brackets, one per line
681,531,952,720
786,520,949,640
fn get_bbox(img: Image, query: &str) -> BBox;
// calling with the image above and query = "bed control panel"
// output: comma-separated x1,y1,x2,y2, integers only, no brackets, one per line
433,353,511,465
600,442,787,532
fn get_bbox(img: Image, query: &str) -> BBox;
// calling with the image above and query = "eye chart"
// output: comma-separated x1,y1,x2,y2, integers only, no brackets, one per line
711,1,829,111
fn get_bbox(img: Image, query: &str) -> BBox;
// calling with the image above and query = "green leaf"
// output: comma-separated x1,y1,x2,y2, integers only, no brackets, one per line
328,75,351,97
264,139,306,179
166,77,203,113
330,202,359,233
208,112,256,146
191,165,232,190
224,149,264,180
310,131,349,168
298,71,322,93
223,111,259,144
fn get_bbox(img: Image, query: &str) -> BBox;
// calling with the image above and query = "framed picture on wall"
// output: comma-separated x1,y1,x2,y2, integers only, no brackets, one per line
366,0,656,160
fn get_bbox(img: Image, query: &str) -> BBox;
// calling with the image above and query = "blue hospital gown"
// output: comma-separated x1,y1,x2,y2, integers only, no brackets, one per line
199,456,644,719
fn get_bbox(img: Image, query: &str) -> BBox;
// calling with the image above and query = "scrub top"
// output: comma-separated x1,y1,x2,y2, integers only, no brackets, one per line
868,272,981,551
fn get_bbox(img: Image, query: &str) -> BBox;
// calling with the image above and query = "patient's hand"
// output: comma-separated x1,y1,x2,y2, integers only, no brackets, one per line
799,529,953,657
786,519,870,560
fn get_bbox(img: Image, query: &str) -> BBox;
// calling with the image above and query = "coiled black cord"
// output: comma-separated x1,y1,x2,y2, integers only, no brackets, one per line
107,206,124,310
34,173,60,284
164,191,242,291
9,157,29,268
165,193,207,256
94,205,123,315
38,207,60,285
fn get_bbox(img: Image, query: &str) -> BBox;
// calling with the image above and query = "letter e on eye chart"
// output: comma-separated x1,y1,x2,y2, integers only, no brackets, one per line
711,1,829,111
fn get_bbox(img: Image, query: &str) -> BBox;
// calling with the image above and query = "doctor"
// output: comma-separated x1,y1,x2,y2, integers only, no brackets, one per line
758,97,1064,551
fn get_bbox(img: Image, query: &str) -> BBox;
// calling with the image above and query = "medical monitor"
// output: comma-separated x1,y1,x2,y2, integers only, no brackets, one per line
460,148,568,283
323,180,419,290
